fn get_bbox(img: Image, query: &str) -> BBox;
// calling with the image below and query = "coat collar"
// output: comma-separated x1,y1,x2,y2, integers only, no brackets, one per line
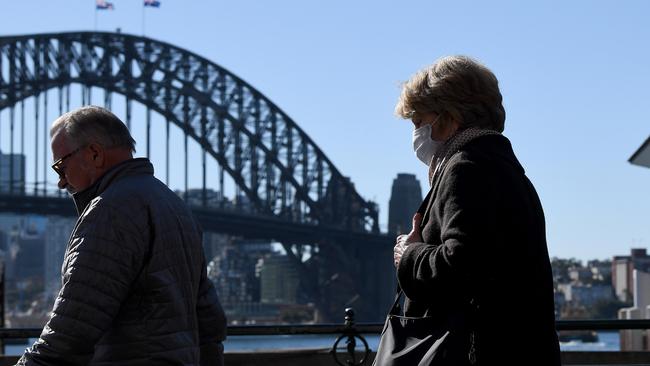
72,158,154,215
428,128,502,186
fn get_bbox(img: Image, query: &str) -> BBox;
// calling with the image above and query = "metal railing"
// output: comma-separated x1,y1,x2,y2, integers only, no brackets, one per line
1,318,649,338
1,317,649,365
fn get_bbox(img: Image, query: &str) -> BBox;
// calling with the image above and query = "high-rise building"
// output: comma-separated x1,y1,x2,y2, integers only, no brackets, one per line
259,254,300,304
14,223,45,282
619,269,650,351
206,240,273,306
44,216,75,301
0,215,47,285
0,214,23,234
388,173,422,234
0,152,26,193
202,232,230,265
207,245,254,305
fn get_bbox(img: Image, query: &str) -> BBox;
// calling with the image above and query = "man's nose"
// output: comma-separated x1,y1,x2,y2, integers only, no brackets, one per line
57,176,68,190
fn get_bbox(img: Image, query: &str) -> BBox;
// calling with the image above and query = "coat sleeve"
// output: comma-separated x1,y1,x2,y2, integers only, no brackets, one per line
397,159,498,303
196,253,227,366
16,200,146,366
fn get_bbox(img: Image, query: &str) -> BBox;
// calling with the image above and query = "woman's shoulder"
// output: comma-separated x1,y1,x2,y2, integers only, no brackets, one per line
451,134,524,172
435,135,525,193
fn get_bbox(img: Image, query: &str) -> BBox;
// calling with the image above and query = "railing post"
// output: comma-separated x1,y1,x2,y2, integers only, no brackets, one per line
330,307,370,366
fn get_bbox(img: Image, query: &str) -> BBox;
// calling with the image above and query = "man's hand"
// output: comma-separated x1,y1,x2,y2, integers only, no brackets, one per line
393,213,423,267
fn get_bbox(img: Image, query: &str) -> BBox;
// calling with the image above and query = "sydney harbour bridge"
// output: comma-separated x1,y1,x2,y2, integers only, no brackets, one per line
0,32,393,322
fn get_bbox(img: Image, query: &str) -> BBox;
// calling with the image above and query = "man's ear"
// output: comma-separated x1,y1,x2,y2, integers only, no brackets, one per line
87,143,105,168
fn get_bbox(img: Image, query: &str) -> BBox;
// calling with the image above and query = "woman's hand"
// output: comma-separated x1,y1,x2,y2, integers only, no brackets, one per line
393,213,423,267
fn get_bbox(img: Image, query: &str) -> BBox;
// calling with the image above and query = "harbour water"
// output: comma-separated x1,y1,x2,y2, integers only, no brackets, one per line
4,331,620,355
559,331,620,352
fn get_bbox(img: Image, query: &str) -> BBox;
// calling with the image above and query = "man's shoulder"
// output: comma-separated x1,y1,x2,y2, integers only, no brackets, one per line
101,173,171,201
98,174,193,222
84,175,165,218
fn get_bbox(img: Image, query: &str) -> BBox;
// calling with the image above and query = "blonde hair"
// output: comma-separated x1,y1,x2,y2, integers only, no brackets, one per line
395,56,505,132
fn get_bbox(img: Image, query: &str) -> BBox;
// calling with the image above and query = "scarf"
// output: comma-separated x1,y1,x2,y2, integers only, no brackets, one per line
428,128,501,186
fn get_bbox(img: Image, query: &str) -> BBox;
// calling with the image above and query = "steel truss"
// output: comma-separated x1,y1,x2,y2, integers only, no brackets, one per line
0,32,379,233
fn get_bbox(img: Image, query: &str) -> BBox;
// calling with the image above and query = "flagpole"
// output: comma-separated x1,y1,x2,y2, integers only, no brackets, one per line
142,4,146,36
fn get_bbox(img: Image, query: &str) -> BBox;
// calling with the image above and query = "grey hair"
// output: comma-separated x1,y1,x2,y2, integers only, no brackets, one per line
395,55,506,132
51,105,136,152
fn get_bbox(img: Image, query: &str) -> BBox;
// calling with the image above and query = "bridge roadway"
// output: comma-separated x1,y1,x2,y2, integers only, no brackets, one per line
0,193,396,322
0,194,392,246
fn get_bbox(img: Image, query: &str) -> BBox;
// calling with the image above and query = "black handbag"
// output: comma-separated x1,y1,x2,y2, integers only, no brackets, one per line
372,287,477,366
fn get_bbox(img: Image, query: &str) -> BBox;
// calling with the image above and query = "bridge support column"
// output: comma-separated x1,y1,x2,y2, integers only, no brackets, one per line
353,240,395,322
285,238,394,323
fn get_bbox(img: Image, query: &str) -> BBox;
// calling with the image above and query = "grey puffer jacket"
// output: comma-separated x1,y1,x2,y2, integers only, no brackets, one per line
17,158,227,366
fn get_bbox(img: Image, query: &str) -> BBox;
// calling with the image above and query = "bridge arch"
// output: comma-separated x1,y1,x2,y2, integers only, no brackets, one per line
0,32,379,232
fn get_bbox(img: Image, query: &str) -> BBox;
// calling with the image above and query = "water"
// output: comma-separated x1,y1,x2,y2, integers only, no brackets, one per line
4,331,620,356
559,331,620,352
223,334,379,352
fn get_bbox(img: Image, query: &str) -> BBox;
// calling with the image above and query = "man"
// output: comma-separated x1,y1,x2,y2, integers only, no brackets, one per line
16,106,227,366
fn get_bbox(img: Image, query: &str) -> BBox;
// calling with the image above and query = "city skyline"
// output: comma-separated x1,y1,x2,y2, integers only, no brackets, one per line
0,1,648,260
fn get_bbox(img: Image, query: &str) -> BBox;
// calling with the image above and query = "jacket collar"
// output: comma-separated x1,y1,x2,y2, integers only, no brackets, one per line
72,158,154,215
427,128,502,186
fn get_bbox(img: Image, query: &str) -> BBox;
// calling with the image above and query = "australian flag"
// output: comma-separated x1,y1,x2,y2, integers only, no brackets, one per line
96,0,114,10
144,0,161,7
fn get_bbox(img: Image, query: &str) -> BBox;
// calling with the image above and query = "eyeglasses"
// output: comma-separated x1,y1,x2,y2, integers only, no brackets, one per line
51,146,84,177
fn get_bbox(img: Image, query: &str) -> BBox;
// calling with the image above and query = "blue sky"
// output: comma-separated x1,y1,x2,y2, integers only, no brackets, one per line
0,0,648,260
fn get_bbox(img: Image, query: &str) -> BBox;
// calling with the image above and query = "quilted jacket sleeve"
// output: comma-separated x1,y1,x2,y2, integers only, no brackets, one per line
196,254,227,366
16,200,146,366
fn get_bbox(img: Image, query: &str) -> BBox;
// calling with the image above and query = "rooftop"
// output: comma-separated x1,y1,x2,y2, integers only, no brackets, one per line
630,136,650,168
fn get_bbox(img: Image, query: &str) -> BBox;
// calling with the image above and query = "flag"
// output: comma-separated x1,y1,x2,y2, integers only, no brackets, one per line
96,0,114,10
144,0,161,7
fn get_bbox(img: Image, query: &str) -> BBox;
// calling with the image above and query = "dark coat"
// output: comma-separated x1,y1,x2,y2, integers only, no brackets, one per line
397,135,561,365
17,158,227,366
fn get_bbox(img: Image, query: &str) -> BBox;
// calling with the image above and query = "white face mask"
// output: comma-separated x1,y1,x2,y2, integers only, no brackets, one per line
412,122,443,166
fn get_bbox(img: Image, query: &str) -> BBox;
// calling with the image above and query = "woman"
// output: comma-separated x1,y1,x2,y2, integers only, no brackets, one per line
393,56,560,365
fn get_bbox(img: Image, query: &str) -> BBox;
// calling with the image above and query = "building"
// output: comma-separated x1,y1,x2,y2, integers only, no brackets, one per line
612,248,650,302
553,288,565,318
388,173,422,234
259,254,300,304
0,152,26,193
0,214,23,235
618,140,650,350
207,245,257,305
629,135,650,168
619,269,650,351
568,266,592,283
202,232,230,265
557,283,614,306
44,216,75,301
14,228,45,281
588,259,612,283
182,188,232,209
0,216,47,284
206,239,273,308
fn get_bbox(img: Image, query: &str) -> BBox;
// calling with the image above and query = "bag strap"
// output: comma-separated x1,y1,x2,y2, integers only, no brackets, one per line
389,284,403,315
418,187,432,213
390,188,432,316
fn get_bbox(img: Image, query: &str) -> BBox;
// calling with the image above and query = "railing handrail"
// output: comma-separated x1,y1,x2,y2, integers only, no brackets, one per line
1,319,649,339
